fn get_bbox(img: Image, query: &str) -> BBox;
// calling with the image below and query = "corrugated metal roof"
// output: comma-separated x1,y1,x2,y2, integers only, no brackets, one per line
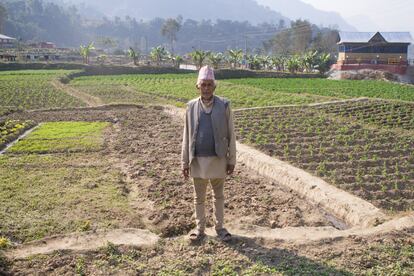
338,32,413,44
0,34,16,40
381,32,413,43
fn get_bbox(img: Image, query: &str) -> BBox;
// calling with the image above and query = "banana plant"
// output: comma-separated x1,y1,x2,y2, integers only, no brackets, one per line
127,47,140,66
189,50,210,69
315,53,332,75
79,42,95,64
150,46,169,66
168,53,184,68
247,54,261,70
303,50,319,72
227,49,243,68
208,52,225,69
286,55,300,73
259,55,271,70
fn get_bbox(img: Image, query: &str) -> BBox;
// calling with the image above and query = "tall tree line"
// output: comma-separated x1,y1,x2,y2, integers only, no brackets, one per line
263,19,339,55
0,0,338,55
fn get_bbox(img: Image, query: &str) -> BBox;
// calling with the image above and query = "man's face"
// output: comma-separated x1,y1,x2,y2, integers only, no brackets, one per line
197,79,215,100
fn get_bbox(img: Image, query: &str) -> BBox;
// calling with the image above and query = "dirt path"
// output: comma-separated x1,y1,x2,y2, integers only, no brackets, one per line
51,79,103,107
5,214,413,260
220,214,414,243
5,228,159,259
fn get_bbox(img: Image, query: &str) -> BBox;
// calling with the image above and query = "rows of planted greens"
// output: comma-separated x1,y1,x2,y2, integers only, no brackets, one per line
234,100,414,212
0,70,86,110
317,99,414,131
70,74,332,108
0,120,36,151
71,74,414,108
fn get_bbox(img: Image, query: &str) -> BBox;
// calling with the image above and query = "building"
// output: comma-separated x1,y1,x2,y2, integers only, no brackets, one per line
0,34,16,48
39,42,56,49
332,32,413,74
0,53,17,61
29,42,57,49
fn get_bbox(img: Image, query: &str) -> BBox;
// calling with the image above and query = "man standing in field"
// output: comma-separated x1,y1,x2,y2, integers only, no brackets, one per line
181,65,236,242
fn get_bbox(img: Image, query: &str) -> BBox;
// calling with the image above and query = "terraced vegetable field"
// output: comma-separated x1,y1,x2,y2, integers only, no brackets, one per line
0,107,17,117
1,70,414,275
321,99,414,130
0,120,36,151
70,74,414,108
0,70,86,110
70,74,338,108
8,121,110,154
234,99,414,212
227,78,414,102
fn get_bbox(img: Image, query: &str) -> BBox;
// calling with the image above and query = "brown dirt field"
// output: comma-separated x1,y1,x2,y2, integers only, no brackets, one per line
5,105,334,238
3,105,413,275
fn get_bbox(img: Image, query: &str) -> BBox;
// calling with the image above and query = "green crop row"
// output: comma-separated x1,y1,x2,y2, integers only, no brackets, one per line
0,120,36,151
70,74,414,109
234,101,414,212
318,99,414,131
0,70,86,110
7,121,110,154
70,74,338,108
226,78,414,102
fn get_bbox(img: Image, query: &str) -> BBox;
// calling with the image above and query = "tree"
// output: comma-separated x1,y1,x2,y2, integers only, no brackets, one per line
168,53,183,68
96,36,118,50
247,54,261,70
270,56,285,71
189,50,210,69
227,49,243,68
286,55,300,73
312,30,339,55
127,47,140,65
79,42,95,64
291,20,313,53
161,17,182,55
315,53,332,75
208,52,225,69
269,30,292,55
0,4,6,34
259,55,271,70
302,50,318,72
150,46,168,66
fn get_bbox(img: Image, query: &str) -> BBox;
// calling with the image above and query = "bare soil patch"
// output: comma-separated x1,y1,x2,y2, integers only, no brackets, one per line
5,105,334,239
2,105,414,274
5,227,413,275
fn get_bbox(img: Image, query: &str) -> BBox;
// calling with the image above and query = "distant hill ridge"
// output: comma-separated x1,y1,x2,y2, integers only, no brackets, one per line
52,0,290,25
257,0,356,31
52,0,356,31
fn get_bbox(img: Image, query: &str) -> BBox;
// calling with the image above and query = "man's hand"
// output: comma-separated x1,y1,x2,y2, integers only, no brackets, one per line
226,164,235,175
182,168,189,180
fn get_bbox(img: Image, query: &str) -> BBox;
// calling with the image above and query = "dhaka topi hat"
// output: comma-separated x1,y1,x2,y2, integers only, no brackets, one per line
197,65,215,85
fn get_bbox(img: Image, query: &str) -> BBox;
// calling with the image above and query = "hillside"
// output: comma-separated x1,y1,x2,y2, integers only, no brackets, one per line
53,0,290,25
257,0,356,31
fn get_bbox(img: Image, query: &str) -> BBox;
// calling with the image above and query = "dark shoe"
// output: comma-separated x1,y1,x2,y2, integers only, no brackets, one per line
216,228,232,242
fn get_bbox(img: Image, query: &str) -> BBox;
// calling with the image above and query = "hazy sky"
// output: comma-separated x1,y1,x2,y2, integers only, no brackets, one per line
300,0,414,33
